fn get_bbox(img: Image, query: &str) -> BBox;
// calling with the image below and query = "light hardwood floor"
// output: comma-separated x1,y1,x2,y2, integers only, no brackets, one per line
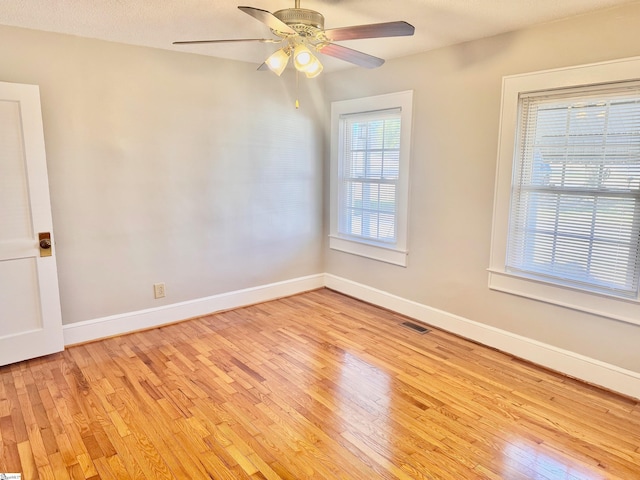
1,288,639,479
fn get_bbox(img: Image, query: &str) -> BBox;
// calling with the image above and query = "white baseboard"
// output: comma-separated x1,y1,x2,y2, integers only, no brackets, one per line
324,274,640,400
62,274,325,346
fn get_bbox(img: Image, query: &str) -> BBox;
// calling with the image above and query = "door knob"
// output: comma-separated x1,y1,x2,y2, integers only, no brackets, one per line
38,232,52,257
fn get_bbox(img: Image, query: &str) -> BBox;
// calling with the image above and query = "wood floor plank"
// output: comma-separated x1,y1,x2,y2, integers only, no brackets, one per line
0,288,639,479
17,440,38,480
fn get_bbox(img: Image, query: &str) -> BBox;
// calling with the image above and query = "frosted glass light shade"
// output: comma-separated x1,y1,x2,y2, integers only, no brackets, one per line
304,58,323,78
265,49,290,76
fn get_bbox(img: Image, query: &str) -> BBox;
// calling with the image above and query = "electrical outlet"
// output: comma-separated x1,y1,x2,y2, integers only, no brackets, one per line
153,282,166,299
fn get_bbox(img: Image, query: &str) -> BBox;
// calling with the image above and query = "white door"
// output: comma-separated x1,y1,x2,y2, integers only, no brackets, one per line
0,81,63,366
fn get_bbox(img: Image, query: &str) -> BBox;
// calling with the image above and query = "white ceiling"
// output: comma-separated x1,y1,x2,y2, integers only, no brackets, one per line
0,0,636,71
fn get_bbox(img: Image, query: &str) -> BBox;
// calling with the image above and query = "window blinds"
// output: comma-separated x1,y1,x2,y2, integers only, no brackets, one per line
507,85,640,298
339,109,402,244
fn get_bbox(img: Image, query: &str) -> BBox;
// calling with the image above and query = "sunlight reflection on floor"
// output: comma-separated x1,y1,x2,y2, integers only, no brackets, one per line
504,441,604,480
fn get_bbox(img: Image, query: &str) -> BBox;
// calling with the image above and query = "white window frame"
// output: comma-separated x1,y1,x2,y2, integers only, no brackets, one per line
489,56,640,327
329,91,413,266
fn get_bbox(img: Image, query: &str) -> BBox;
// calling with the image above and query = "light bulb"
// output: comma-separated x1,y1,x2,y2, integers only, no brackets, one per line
294,44,315,71
296,52,311,66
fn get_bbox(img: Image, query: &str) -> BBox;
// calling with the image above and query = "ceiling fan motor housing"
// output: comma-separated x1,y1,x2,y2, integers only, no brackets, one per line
273,8,325,36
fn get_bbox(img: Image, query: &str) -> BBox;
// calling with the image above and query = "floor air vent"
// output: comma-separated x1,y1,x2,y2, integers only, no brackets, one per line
401,321,430,334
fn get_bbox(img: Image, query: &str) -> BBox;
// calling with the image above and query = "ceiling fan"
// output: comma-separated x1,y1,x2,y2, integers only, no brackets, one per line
173,0,415,78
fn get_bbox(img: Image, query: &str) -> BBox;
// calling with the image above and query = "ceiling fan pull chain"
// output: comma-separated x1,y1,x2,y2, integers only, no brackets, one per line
295,70,300,109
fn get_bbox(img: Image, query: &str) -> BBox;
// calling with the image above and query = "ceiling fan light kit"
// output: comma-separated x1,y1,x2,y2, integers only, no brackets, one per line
173,0,415,80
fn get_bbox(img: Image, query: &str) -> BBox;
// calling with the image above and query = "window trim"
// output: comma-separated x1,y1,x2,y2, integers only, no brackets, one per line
489,56,640,327
329,91,413,267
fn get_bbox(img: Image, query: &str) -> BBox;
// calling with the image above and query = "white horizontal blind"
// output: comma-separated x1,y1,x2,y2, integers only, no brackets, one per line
338,109,401,244
507,84,640,298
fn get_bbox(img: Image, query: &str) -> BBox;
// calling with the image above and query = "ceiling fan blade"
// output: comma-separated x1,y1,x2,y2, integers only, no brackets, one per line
238,6,297,35
317,43,384,69
173,38,280,45
257,63,269,71
324,21,415,41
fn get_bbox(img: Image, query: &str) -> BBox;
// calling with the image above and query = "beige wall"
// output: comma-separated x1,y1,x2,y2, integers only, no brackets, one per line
324,2,640,372
0,25,324,325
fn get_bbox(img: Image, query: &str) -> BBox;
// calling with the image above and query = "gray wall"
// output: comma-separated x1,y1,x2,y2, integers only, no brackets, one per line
0,25,324,325
2,2,640,374
323,2,640,372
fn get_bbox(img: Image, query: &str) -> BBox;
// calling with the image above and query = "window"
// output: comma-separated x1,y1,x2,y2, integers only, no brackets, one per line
339,110,401,243
509,86,640,297
329,91,413,266
489,57,640,325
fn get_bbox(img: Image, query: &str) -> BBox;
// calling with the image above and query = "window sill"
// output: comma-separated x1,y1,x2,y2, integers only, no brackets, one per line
329,236,408,267
488,269,640,327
